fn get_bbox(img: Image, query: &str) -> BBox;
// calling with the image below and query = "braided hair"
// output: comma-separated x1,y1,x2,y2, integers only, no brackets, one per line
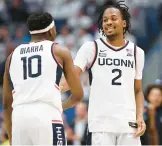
98,0,131,36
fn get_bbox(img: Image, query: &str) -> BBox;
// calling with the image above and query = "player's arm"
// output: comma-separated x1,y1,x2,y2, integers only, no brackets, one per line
134,47,146,137
59,66,82,92
134,79,146,136
59,41,95,92
52,44,83,110
3,54,13,144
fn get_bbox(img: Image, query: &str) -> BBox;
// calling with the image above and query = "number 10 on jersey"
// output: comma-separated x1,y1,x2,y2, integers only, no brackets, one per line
21,55,42,80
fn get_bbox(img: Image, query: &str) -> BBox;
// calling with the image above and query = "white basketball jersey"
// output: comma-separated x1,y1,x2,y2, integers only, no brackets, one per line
74,38,145,133
9,40,63,113
88,38,137,133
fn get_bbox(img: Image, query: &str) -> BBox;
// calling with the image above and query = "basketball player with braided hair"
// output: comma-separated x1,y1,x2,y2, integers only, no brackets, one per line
60,1,146,145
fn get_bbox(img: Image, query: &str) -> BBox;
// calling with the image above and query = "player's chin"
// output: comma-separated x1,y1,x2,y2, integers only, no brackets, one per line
106,33,117,39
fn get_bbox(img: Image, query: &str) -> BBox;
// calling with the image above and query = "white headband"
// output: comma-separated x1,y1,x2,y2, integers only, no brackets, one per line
29,21,55,34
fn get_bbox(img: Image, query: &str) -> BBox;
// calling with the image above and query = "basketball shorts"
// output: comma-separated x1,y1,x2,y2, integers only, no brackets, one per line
12,103,66,145
87,132,141,145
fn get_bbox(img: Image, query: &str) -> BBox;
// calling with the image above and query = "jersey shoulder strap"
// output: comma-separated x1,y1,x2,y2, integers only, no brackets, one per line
89,40,98,69
134,43,136,69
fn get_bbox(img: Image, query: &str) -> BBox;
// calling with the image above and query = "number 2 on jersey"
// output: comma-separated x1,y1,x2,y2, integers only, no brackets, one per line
21,55,42,80
112,69,122,85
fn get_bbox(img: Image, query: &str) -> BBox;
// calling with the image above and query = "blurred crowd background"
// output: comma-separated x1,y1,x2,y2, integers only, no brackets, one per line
0,0,162,145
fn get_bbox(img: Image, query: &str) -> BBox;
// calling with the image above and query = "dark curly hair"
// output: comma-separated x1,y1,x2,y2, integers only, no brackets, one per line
98,0,131,36
27,12,53,32
145,84,162,99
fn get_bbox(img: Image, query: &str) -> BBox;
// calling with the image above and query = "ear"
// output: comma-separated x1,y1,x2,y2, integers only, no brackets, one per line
49,28,53,36
49,27,57,41
123,20,126,28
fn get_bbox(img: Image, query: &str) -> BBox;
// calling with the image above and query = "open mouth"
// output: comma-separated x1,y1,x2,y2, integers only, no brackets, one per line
108,28,114,31
105,26,115,31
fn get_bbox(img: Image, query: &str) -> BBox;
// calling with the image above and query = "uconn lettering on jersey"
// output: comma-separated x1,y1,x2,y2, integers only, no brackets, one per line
98,58,134,68
20,45,43,54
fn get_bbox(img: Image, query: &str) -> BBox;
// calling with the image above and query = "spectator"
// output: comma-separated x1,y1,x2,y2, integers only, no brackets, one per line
77,28,93,48
82,0,99,23
24,0,45,13
7,0,29,23
0,0,9,25
0,26,10,62
62,114,74,145
69,102,88,145
143,84,162,145
56,25,75,49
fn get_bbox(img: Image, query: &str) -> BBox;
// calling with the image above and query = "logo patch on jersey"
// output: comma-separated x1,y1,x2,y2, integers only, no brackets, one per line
126,49,133,56
100,50,107,52
99,53,107,57
99,50,107,57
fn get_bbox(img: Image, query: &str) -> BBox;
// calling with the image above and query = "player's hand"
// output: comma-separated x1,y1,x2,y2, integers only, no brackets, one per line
59,76,70,92
135,118,146,137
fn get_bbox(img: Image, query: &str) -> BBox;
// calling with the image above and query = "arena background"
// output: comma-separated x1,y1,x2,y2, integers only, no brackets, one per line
0,0,162,145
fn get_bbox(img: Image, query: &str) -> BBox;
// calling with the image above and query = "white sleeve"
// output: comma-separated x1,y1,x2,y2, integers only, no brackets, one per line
74,41,96,72
135,46,145,80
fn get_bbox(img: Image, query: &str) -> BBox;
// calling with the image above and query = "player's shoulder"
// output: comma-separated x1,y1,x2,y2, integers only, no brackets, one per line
136,45,145,56
81,40,96,47
128,41,145,55
75,40,97,60
79,40,97,53
53,43,69,52
52,43,71,59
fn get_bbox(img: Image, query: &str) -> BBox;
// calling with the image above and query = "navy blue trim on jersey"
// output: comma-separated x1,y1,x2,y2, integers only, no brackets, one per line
88,69,92,86
100,38,129,51
55,65,62,86
51,42,63,86
134,44,137,69
88,41,98,86
51,43,63,69
89,41,98,69
8,52,14,90
8,73,14,90
52,123,66,145
86,129,92,145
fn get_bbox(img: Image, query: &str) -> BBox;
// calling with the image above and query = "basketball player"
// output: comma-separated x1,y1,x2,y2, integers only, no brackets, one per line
3,12,83,145
60,1,146,145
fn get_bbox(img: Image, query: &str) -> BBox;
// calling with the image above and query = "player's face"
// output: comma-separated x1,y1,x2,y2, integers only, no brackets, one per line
102,7,126,39
49,26,56,41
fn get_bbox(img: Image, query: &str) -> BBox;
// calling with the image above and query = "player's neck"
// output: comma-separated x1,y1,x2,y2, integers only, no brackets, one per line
30,35,47,43
106,36,125,48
